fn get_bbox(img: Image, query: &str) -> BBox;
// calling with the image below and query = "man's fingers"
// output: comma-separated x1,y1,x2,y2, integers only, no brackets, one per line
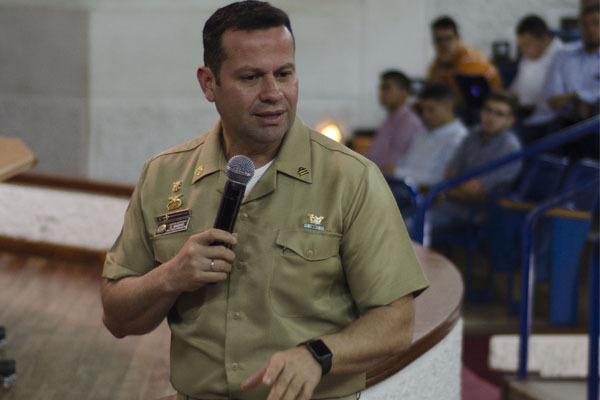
281,375,303,400
266,367,292,400
200,271,228,283
207,259,232,273
263,355,285,387
241,366,267,391
193,228,237,246
203,245,236,264
297,383,313,400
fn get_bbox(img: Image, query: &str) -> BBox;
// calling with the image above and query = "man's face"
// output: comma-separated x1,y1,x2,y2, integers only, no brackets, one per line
433,28,460,62
378,79,407,111
200,26,298,146
517,33,547,60
480,100,514,136
420,98,452,129
581,11,600,51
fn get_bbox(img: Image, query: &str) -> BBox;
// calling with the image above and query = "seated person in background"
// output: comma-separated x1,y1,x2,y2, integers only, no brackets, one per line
444,92,522,201
427,16,503,109
425,92,522,244
529,5,600,136
367,70,425,174
509,14,564,132
532,4,600,158
394,83,468,190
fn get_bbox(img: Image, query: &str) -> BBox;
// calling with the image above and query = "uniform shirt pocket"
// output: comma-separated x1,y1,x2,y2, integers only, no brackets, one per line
269,229,350,318
151,233,189,264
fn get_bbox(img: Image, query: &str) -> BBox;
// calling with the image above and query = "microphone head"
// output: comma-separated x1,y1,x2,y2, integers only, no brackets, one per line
226,155,255,185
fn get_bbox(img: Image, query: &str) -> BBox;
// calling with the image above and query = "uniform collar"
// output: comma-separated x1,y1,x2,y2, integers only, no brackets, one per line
192,122,227,185
273,117,313,184
191,117,313,185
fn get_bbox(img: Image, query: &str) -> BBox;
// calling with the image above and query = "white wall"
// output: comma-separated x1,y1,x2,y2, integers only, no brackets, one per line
0,0,580,183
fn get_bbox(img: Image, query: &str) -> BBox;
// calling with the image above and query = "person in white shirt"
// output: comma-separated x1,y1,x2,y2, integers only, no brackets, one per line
510,14,564,130
394,83,468,190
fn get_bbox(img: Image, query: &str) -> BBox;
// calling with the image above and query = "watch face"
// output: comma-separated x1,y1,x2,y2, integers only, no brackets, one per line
310,340,331,357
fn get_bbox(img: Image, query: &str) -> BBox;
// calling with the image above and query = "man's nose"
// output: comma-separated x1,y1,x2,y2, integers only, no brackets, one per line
259,75,284,103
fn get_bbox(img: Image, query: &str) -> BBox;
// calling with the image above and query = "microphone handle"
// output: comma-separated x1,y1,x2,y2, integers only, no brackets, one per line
213,180,246,245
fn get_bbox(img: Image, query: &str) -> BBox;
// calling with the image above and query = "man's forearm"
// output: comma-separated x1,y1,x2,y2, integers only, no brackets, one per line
101,262,180,338
321,295,415,375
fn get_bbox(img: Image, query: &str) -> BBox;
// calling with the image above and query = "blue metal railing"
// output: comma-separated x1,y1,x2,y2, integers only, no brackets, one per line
517,182,599,400
588,233,599,400
411,117,600,244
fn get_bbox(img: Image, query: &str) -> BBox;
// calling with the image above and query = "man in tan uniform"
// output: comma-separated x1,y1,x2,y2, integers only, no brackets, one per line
101,2,428,400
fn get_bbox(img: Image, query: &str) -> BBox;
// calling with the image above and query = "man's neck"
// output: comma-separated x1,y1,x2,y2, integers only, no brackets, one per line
387,100,406,116
480,128,503,141
220,131,281,169
429,115,455,131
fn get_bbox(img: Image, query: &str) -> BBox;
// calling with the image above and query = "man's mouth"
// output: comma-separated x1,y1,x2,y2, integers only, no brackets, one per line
253,110,286,125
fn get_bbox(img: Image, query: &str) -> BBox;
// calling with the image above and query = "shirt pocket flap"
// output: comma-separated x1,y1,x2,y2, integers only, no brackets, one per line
275,229,340,261
151,233,188,263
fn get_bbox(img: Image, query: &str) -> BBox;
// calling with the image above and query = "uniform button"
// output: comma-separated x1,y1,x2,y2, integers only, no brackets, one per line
307,249,314,257
232,362,240,371
233,312,242,320
241,212,249,219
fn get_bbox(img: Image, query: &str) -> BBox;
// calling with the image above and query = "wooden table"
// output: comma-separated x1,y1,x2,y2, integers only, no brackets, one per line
0,137,36,181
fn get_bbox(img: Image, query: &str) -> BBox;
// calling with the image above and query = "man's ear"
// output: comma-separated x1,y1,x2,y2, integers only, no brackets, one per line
197,66,217,102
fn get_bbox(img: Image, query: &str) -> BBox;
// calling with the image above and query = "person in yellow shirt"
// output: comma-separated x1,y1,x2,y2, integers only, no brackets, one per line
427,16,503,121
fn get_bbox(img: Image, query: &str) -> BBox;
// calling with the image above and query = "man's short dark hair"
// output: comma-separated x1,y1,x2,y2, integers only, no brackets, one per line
203,1,293,81
516,15,550,38
485,91,519,116
380,70,412,92
419,83,454,102
431,16,460,36
582,3,600,16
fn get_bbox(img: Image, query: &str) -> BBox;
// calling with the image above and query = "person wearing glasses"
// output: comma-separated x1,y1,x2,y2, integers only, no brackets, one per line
426,16,503,106
444,92,522,201
424,92,522,244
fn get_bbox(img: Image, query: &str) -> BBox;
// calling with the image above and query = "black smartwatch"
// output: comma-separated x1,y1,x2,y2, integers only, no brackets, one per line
303,339,333,376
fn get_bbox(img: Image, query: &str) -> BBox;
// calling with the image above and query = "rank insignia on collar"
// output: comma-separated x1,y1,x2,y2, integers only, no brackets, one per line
297,167,310,177
195,166,204,176
171,180,182,193
167,194,183,211
304,213,325,232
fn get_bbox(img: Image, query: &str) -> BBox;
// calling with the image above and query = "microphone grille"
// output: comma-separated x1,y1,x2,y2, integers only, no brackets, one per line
226,155,255,185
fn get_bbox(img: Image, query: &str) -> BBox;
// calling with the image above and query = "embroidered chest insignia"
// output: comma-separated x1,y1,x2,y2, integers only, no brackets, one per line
304,213,325,231
167,194,183,211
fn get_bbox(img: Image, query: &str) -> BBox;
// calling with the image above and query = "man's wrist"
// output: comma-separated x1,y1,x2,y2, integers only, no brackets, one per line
302,339,333,376
157,260,184,296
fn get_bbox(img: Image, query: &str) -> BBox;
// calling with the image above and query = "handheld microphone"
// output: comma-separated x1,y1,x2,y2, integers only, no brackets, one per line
213,155,255,233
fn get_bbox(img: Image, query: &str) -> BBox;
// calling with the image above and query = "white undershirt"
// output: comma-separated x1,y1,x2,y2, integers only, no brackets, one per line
244,160,274,196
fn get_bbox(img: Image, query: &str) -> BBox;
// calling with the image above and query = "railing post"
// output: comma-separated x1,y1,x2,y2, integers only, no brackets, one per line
518,220,536,379
589,234,599,400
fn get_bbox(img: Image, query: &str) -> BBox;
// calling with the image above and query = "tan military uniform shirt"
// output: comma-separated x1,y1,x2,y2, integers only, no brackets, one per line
103,118,429,400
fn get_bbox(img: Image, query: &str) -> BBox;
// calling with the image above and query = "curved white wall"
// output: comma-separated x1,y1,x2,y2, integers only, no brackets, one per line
362,319,463,400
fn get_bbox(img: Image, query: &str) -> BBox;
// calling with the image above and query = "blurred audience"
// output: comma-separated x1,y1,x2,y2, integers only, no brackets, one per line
509,15,564,130
394,83,467,189
546,4,599,123
367,70,425,174
426,92,522,244
525,4,599,157
427,15,503,118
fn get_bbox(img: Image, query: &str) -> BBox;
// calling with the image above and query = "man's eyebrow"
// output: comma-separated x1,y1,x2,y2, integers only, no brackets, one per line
276,63,296,71
233,63,296,74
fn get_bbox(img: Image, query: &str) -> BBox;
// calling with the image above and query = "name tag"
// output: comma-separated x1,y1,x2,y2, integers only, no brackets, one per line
155,209,191,236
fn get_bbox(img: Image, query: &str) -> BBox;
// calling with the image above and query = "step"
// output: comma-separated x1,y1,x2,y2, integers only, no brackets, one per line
489,334,592,378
